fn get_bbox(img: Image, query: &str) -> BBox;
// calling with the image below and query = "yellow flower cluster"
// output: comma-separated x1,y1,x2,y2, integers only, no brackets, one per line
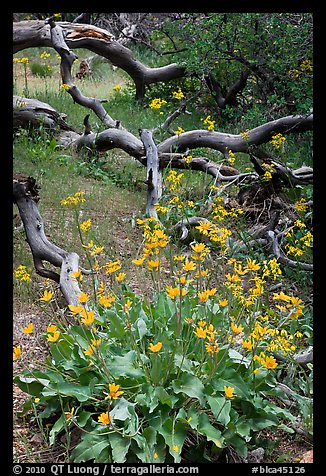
154,203,170,214
288,59,313,79
79,219,92,232
113,85,122,92
226,149,236,166
224,257,283,308
13,346,22,361
14,265,31,282
201,115,215,131
165,170,184,192
270,133,286,150
84,337,102,356
13,57,29,64
193,320,219,354
261,162,275,182
132,218,169,271
272,291,304,320
183,155,193,165
40,52,51,60
172,88,185,100
61,83,71,91
294,198,308,213
149,98,167,109
82,240,104,256
60,191,86,206
174,126,185,135
211,196,243,221
240,129,250,141
284,227,313,258
253,352,278,370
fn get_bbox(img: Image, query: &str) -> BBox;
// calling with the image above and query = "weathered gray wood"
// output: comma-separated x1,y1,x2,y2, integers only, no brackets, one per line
13,175,90,306
13,20,185,100
13,96,75,131
140,129,162,219
157,114,313,154
46,17,118,129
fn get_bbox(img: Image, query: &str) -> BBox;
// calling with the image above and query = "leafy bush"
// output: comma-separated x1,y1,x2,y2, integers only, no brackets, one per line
30,62,53,77
14,191,312,463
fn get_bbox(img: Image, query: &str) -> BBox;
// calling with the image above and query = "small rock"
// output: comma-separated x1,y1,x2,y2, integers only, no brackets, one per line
300,450,313,463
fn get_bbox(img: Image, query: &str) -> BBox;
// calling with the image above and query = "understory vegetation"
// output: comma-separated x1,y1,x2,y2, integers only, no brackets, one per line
13,12,313,464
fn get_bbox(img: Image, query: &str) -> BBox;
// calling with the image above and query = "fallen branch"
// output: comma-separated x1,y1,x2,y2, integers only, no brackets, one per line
46,17,119,129
13,19,186,100
13,96,76,132
13,174,91,306
266,230,313,271
140,129,162,219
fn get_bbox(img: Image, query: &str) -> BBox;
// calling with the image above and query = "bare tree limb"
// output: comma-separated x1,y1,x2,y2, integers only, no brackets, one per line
46,17,119,129
13,174,91,306
140,129,162,219
13,20,186,100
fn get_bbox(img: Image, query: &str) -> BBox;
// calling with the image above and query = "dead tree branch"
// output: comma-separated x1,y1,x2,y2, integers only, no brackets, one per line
46,17,119,129
140,129,162,219
13,174,91,306
13,20,186,100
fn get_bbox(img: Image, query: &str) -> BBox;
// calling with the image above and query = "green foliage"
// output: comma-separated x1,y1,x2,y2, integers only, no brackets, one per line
159,13,312,118
30,62,53,77
14,194,312,462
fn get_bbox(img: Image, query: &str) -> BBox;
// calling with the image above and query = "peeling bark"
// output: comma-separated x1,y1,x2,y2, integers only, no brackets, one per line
13,20,186,100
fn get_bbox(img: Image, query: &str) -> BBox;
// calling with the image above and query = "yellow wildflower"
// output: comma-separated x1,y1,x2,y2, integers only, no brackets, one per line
39,290,54,302
108,383,124,399
78,292,90,303
22,323,34,334
64,407,75,420
80,309,95,326
98,412,112,425
224,386,236,398
47,331,60,342
149,342,163,353
79,219,92,232
13,346,22,361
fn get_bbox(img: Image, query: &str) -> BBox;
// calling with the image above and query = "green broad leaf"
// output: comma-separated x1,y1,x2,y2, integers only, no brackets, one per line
246,415,278,431
105,310,126,339
69,326,93,348
110,397,136,423
71,431,111,462
211,368,252,400
234,417,252,440
49,336,74,363
134,317,149,340
154,386,178,408
108,432,131,463
14,375,50,396
77,411,93,428
197,413,224,449
131,434,149,463
223,432,248,458
206,395,231,426
228,348,251,368
172,372,205,405
49,414,66,446
37,398,61,419
108,351,145,380
158,418,187,463
277,423,295,434
41,381,92,402
187,406,200,430
174,353,198,372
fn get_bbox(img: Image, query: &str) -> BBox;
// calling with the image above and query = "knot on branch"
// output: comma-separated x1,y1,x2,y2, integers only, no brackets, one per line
13,173,40,203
